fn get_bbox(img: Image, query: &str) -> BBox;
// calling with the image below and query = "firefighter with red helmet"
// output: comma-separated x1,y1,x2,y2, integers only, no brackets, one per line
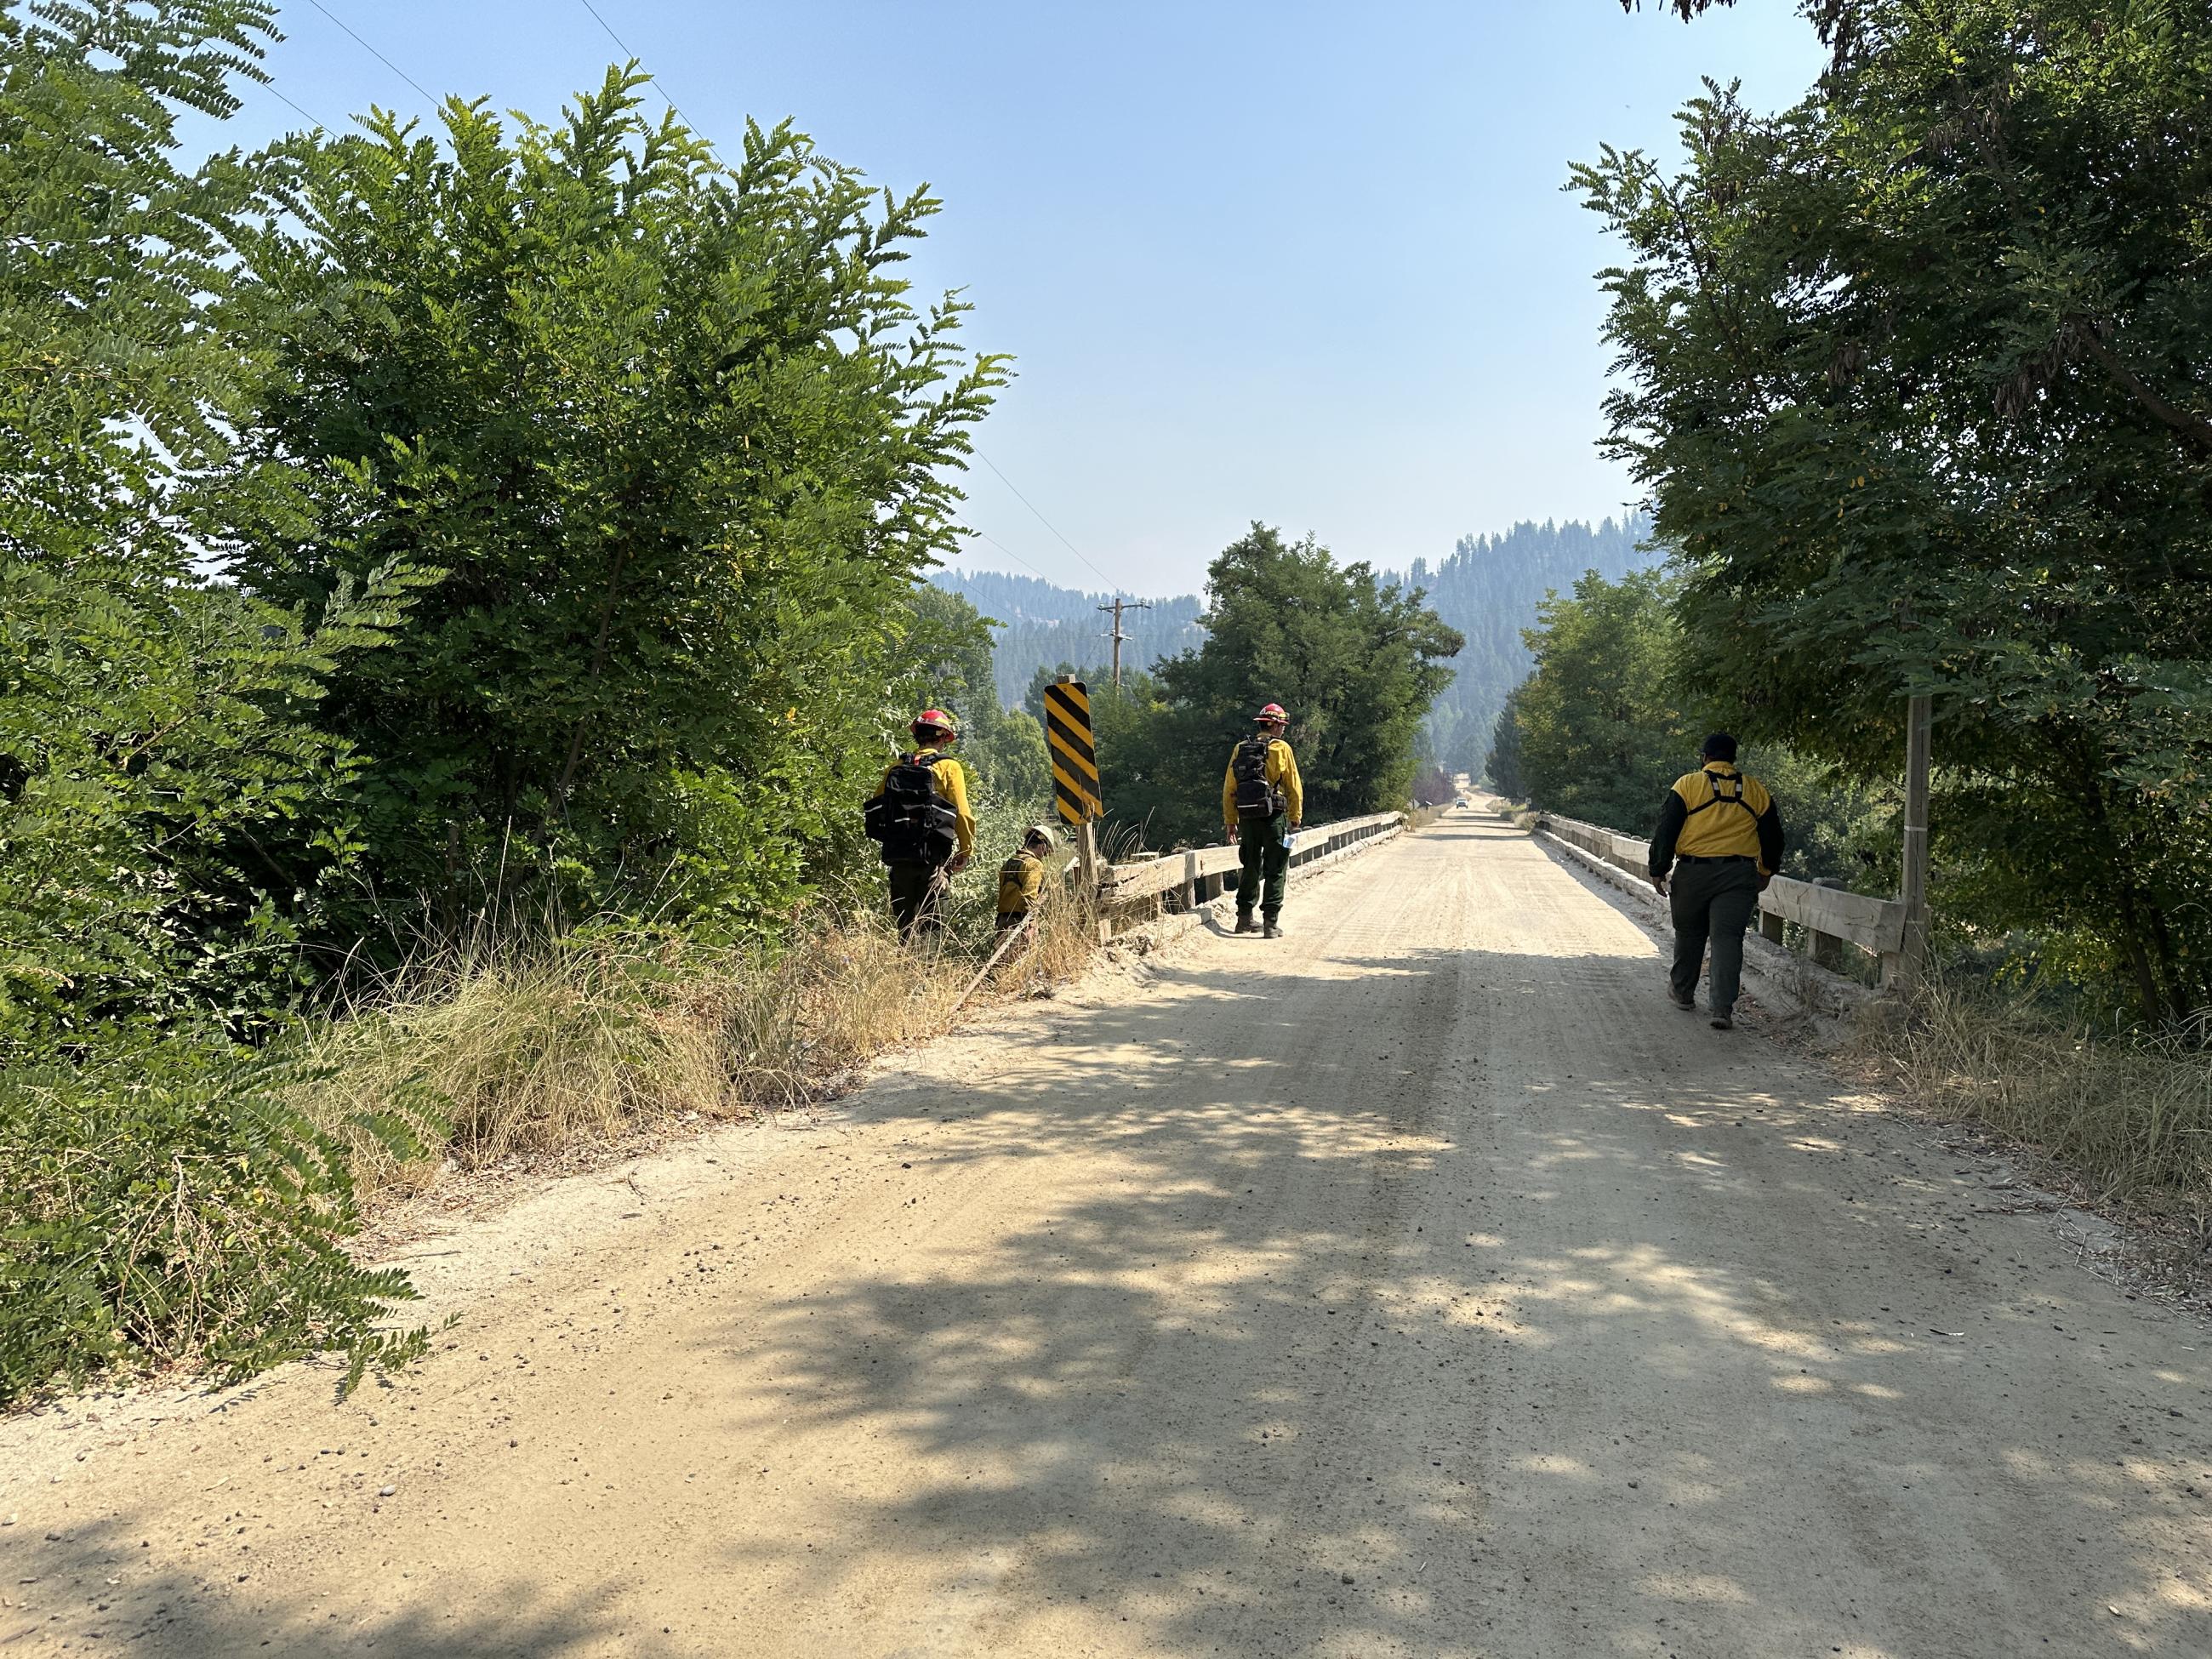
1222,702,1303,938
863,709,975,941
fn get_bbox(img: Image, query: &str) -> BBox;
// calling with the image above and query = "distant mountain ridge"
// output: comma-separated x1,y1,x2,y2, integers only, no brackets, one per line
1388,516,1657,772
935,516,1658,771
931,568,1206,706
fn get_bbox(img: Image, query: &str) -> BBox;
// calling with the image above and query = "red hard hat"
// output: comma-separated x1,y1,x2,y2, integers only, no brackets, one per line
1254,702,1289,724
910,708,959,737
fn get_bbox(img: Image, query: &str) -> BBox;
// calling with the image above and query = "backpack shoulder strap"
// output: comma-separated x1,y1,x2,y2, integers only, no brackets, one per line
1684,768,1751,816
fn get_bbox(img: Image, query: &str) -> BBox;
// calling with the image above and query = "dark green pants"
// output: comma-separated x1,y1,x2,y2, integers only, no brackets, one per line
1236,818,1291,921
887,860,945,942
1669,856,1761,1014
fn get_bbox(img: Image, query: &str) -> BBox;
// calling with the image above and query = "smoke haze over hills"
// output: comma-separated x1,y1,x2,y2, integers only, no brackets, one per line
935,515,1656,771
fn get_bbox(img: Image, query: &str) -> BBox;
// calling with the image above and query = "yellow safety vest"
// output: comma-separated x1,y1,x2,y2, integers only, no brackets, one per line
1669,763,1772,862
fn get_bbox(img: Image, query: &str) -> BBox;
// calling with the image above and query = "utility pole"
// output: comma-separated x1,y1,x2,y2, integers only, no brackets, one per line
1097,596,1151,689
1896,691,1933,992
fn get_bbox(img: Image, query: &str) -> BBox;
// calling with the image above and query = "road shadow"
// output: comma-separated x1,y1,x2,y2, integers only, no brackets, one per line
683,937,2212,1655
26,903,2203,1654
3,1552,653,1657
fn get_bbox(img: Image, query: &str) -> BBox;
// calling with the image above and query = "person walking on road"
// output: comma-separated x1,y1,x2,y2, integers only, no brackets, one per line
996,824,1056,932
863,710,975,942
1223,702,1304,938
1648,733,1784,1030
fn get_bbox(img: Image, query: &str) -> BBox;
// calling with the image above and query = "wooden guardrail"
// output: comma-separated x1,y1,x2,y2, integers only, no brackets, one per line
1535,810,1908,987
1099,812,1405,926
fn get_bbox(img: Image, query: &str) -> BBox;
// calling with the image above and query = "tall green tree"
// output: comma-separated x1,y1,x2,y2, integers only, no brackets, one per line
1394,516,1656,776
0,0,413,1052
1484,682,1525,800
228,73,1006,939
0,0,432,1405
1107,524,1460,847
1577,0,2212,1021
1511,570,1691,834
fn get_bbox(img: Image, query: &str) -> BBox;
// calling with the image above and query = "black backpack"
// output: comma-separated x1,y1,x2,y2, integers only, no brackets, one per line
1231,737,1286,821
864,752,961,867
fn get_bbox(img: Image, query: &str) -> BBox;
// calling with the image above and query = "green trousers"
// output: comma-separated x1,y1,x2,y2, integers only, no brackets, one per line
1236,817,1291,921
887,861,945,942
1669,856,1761,1014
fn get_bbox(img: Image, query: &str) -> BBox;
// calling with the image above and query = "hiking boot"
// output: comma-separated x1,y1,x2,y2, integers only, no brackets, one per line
1710,1009,1734,1030
1668,989,1696,1011
1263,919,1284,939
1234,912,1257,935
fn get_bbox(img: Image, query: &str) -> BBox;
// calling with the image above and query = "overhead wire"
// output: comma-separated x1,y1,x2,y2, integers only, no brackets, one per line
573,0,694,129
264,81,328,130
959,530,1058,584
302,0,438,109
972,450,1116,591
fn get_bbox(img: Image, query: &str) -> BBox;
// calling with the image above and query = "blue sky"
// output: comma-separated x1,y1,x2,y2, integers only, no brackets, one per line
208,2,1823,595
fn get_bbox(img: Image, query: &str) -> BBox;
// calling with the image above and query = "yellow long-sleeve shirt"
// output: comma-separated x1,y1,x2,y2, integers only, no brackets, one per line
874,745,975,859
996,849,1046,916
1222,737,1303,834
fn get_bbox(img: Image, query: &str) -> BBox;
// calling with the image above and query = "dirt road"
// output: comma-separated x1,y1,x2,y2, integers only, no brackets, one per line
7,810,2209,1656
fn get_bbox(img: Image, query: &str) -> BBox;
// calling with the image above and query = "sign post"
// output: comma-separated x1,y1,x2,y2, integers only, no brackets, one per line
1043,676,1103,896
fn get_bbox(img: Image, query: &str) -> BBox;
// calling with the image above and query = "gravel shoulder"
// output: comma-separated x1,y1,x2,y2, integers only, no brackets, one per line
4,809,2208,1656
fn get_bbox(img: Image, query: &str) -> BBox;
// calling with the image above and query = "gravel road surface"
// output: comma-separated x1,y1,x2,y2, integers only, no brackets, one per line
5,809,2208,1656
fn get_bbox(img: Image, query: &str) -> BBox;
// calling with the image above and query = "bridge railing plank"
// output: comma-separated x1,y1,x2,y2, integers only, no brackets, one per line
1102,812,1405,903
1531,809,1907,978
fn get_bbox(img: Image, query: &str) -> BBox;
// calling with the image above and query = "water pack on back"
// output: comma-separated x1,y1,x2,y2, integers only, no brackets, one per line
1232,737,1285,821
864,752,960,866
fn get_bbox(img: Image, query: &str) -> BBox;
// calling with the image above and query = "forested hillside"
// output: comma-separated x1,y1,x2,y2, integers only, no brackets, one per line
1389,516,1655,775
932,569,1206,705
945,517,1653,750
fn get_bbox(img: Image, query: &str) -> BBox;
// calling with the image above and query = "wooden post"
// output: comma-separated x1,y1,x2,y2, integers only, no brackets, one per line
1077,818,1100,892
1896,692,1933,992
1076,817,1102,936
1759,909,1785,945
1181,849,1198,913
1810,877,1848,972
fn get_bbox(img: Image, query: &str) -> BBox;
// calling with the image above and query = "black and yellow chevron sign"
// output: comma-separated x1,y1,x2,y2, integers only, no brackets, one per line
1042,676,1102,825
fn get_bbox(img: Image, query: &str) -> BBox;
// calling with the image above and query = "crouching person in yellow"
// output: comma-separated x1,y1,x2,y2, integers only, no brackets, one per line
996,824,1056,932
1648,732,1784,1030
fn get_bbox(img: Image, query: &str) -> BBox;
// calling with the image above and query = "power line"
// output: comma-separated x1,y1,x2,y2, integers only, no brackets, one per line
303,0,437,108
265,82,328,130
573,0,693,129
958,530,1058,584
973,450,1115,590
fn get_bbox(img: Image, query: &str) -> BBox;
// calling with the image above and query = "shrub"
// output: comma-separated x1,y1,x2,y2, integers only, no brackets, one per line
1870,978,2212,1206
0,1040,432,1404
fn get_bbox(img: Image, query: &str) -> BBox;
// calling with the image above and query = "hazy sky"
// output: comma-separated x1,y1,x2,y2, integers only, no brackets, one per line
205,1,1823,595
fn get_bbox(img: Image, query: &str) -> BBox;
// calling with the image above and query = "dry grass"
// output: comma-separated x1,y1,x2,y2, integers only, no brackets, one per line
1864,978,2212,1209
299,900,1097,1208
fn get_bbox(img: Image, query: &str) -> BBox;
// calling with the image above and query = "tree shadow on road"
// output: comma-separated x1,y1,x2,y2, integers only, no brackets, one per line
3,1555,651,1658
27,904,2205,1656
696,936,2212,1656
